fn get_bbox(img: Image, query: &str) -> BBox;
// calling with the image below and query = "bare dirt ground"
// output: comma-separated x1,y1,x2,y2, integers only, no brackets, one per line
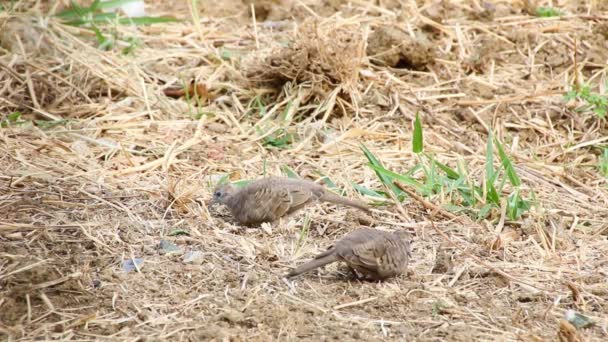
1,0,607,341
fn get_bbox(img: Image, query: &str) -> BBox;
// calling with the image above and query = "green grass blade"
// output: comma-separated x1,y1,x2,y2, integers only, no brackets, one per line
366,164,427,194
486,132,495,183
360,143,402,195
117,16,179,25
432,159,460,180
478,204,493,220
233,179,252,188
215,174,230,186
495,137,521,186
536,6,561,17
281,165,299,179
412,112,423,153
351,182,385,199
314,171,339,191
507,190,531,220
486,182,500,206
97,0,141,9
404,163,421,177
600,147,608,177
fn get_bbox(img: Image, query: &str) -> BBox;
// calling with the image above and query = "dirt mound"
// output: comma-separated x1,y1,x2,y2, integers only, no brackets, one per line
244,18,364,98
366,25,435,70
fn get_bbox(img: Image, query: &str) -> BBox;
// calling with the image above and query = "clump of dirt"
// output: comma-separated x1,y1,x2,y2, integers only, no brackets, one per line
463,36,501,73
420,0,461,23
244,19,364,95
579,23,608,66
0,262,62,325
244,0,292,21
535,40,571,68
366,25,435,70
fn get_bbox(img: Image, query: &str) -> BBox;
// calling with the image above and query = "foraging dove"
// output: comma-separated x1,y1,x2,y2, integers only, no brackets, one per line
286,228,412,280
208,176,370,226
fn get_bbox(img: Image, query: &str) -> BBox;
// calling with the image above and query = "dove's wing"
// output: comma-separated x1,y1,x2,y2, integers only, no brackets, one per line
234,185,292,224
285,188,317,214
337,230,409,280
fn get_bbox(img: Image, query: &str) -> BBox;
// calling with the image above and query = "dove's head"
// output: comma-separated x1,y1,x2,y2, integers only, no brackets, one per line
208,183,236,207
392,230,413,256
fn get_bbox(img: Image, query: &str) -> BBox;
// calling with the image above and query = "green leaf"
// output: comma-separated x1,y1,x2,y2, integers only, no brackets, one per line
296,216,310,252
34,119,69,129
281,165,299,179
117,16,179,25
360,143,402,196
495,138,521,186
432,159,460,180
220,48,236,60
486,182,500,206
535,6,561,17
55,0,91,19
486,132,496,183
232,179,252,188
97,0,141,9
600,147,608,177
563,90,577,101
506,190,531,220
351,182,385,199
215,174,230,186
281,101,293,121
255,96,267,117
366,163,428,195
56,0,178,27
412,112,423,153
477,203,494,220
8,111,22,122
314,171,339,191
61,12,117,26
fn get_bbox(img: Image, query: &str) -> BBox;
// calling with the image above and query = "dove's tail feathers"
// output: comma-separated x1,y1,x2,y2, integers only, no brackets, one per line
286,252,339,278
320,191,371,213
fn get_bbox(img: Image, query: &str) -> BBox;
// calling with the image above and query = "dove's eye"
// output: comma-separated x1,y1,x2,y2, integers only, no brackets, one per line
214,191,222,197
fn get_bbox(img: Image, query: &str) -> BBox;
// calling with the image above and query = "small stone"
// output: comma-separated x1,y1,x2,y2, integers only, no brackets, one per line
159,239,182,255
183,250,204,264
565,309,594,329
122,258,144,273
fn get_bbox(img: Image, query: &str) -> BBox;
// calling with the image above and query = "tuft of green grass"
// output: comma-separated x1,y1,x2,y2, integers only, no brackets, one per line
535,7,561,17
1,112,26,127
361,115,533,221
258,128,294,149
56,0,178,26
55,0,178,52
564,84,607,119
1,112,70,130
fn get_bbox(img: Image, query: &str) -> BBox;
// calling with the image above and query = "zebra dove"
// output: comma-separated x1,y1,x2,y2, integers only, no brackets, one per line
208,176,370,226
286,228,412,280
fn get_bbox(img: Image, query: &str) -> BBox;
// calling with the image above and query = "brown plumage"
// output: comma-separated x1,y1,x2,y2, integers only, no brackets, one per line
286,228,412,281
208,177,370,226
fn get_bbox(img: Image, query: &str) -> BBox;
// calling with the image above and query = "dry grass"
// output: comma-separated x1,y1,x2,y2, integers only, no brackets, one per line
1,0,608,340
